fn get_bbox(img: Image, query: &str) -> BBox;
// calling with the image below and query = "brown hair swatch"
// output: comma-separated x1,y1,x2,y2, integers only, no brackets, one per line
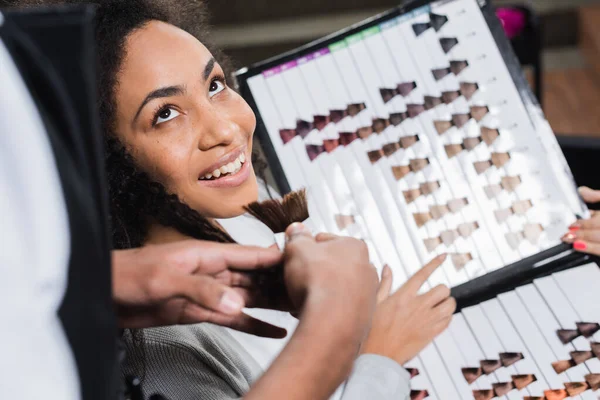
244,189,309,233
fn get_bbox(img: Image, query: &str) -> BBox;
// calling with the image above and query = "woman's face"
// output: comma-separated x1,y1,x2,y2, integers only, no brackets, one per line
115,21,258,219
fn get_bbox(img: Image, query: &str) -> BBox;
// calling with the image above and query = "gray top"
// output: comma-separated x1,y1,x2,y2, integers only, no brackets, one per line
121,323,411,400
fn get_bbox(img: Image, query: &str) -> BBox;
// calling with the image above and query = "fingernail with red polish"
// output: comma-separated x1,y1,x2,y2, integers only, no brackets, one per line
562,232,577,242
573,240,587,251
569,225,580,232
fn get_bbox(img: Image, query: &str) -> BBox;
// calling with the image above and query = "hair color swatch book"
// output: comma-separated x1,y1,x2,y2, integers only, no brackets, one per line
236,0,588,292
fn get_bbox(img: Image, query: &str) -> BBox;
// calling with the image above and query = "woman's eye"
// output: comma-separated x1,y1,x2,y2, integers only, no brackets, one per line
209,80,226,98
156,107,180,125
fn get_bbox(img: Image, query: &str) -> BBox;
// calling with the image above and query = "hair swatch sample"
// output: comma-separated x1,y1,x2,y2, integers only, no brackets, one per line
380,87,399,103
576,322,600,338
450,60,469,75
543,389,568,400
586,373,600,391
347,102,367,117
398,81,418,97
409,390,429,400
424,237,442,252
244,189,309,234
367,149,384,164
407,103,426,118
451,253,473,271
392,165,412,181
429,12,449,31
440,37,459,53
441,229,459,246
306,144,325,161
499,352,524,367
412,22,432,36
481,127,500,145
313,115,330,131
355,126,372,140
372,118,390,134
414,213,433,228
591,342,600,359
382,142,400,157
552,359,575,374
323,139,339,153
296,119,314,138
470,105,490,121
339,131,358,146
458,221,479,237
432,67,452,81
399,135,420,149
511,374,537,390
564,382,590,397
279,128,297,144
473,160,493,175
424,95,443,110
462,367,482,384
406,368,420,379
460,81,480,99
409,158,430,173
334,214,356,230
570,350,594,365
389,111,409,126
472,389,494,400
442,90,461,104
480,359,501,375
492,381,514,396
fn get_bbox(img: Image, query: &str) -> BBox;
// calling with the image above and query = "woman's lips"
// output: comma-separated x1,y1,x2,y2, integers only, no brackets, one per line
197,154,251,189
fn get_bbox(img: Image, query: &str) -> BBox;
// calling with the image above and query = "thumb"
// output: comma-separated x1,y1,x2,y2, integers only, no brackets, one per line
579,186,600,204
376,265,393,303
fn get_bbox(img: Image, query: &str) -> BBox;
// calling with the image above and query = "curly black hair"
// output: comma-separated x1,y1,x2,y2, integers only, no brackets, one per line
8,0,257,248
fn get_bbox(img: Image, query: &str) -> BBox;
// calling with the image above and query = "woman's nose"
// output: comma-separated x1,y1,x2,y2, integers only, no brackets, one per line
196,114,238,151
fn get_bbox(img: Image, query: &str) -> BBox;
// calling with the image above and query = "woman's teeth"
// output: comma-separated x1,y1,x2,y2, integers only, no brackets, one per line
200,152,246,180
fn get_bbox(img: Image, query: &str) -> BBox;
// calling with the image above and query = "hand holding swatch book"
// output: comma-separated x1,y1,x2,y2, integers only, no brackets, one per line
236,0,600,398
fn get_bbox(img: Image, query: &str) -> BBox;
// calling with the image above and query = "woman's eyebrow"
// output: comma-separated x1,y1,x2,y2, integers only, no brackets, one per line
203,57,216,81
133,85,185,123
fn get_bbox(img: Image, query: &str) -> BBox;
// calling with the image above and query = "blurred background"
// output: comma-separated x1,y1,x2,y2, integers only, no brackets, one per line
209,0,600,192
210,0,600,138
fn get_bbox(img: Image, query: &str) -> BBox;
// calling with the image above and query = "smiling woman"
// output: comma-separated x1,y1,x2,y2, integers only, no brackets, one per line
11,0,456,399
114,19,259,224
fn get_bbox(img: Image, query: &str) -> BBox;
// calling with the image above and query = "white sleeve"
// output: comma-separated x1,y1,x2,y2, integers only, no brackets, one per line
340,354,411,400
0,32,80,400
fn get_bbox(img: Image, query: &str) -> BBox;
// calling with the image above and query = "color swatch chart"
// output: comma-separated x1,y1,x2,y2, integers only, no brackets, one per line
242,0,585,291
404,263,600,400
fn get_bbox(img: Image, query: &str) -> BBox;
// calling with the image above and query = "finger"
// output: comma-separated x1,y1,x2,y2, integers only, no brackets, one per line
561,229,600,244
432,297,457,320
569,215,600,231
418,284,451,308
227,271,254,287
572,240,600,257
183,241,284,272
163,272,246,316
286,222,313,241
404,254,447,294
186,306,288,338
579,186,600,203
376,265,393,303
315,232,339,242
430,315,453,336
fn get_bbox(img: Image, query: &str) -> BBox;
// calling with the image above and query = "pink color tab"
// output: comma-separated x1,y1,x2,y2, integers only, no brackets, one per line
313,48,331,58
262,66,282,77
280,60,298,71
297,53,315,64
